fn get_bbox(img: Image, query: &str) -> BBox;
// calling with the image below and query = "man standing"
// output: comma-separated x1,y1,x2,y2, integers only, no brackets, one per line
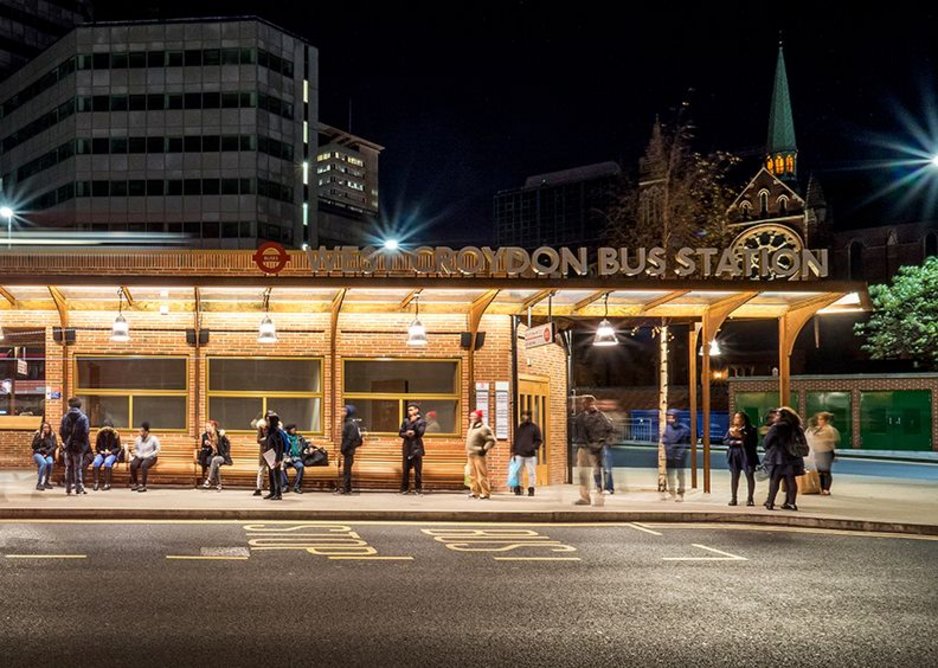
338,405,363,494
129,422,161,493
662,409,691,502
573,395,614,507
466,409,496,499
399,403,427,494
59,396,90,496
263,414,287,500
510,410,542,496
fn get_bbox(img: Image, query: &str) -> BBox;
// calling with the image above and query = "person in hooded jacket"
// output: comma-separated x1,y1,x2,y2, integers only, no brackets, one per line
59,396,90,495
338,406,364,494
724,411,759,506
91,420,122,491
201,420,232,491
399,403,427,494
573,395,614,507
252,411,274,497
763,406,807,511
31,421,57,491
263,413,287,500
662,409,691,502
510,410,542,496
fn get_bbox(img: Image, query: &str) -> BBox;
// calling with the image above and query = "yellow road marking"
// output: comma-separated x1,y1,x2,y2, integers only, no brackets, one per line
493,557,581,561
327,556,414,561
5,554,86,559
165,555,249,561
627,522,663,536
662,544,747,561
641,523,938,542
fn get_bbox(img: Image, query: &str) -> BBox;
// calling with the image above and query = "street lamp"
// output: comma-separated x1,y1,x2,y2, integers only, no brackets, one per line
383,239,399,251
0,206,13,250
931,154,938,168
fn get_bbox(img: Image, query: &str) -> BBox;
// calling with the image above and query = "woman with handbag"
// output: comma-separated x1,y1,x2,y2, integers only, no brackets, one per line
762,406,807,511
201,420,232,491
724,412,759,506
807,412,840,496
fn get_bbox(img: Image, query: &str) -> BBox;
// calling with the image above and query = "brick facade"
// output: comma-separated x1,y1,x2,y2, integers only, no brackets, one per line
728,374,938,450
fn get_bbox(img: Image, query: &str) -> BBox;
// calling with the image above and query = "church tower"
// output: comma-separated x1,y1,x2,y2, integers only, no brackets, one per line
765,42,798,182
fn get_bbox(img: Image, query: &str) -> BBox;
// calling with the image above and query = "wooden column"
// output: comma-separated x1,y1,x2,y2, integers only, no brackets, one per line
688,323,701,489
778,293,843,407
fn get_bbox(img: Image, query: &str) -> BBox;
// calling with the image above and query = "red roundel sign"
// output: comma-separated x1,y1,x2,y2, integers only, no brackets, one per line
253,242,290,274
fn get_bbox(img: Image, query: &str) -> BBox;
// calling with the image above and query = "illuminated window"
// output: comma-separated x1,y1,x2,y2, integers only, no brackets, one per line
348,156,364,167
785,155,794,173
774,156,784,174
343,360,460,435
303,121,308,144
766,157,774,173
0,328,46,418
76,357,188,430
302,202,309,226
302,161,309,185
303,80,309,104
207,358,323,433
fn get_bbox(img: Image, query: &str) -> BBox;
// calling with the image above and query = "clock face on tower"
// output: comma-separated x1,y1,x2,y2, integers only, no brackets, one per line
731,223,804,279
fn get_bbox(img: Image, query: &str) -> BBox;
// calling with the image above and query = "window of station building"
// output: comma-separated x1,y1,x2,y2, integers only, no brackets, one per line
343,360,460,435
76,357,188,430
208,358,323,433
0,328,46,419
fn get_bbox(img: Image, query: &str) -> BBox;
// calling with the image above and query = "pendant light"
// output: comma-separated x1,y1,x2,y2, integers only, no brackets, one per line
592,293,617,347
257,288,278,344
407,294,427,347
699,337,722,356
110,288,130,343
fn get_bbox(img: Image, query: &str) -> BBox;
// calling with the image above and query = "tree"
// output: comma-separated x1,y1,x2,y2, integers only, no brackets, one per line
605,101,739,251
855,257,938,370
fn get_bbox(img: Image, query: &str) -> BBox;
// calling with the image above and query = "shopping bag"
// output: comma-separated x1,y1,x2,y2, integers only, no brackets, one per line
507,456,522,489
796,469,821,495
464,462,472,488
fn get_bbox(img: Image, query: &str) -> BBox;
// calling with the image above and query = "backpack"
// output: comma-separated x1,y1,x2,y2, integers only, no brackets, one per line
787,428,810,458
61,411,84,454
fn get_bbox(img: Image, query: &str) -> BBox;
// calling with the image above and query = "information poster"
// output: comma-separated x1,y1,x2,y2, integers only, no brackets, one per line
475,382,490,418
495,381,510,440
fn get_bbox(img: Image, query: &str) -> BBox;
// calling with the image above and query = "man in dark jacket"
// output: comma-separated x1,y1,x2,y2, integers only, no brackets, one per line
59,396,90,495
263,413,287,500
399,403,427,494
662,409,691,502
338,405,363,494
573,395,614,506
511,410,542,496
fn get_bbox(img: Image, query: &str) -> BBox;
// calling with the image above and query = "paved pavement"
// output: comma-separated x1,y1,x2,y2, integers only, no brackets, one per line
0,520,936,667
2,467,936,534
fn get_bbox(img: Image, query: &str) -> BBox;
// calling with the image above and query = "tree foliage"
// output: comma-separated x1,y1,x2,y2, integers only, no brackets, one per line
606,102,740,251
854,257,938,370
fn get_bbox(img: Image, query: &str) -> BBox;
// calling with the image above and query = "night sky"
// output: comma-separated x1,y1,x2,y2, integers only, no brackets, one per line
91,1,938,243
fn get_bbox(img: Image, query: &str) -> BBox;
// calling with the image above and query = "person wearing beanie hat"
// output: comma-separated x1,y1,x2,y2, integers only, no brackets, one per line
424,410,441,434
465,409,496,499
338,405,364,494
398,403,427,494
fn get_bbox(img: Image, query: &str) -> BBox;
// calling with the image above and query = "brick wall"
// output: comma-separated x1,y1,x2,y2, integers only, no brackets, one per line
1,307,569,486
728,374,938,450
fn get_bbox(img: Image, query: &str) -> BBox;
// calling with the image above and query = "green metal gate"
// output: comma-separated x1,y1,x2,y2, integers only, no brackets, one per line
735,391,798,446
859,390,932,450
806,391,852,449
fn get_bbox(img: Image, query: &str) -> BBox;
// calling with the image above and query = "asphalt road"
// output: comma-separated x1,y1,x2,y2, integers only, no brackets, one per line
0,521,936,667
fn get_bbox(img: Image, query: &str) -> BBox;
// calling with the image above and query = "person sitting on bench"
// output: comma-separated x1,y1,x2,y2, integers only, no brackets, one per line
91,420,123,491
130,422,160,493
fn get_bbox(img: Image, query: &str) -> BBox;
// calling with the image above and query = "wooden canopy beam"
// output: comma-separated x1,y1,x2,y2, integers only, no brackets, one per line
641,289,690,313
0,286,16,307
515,289,556,314
47,286,68,329
778,293,844,405
572,289,613,314
120,286,135,308
400,289,422,309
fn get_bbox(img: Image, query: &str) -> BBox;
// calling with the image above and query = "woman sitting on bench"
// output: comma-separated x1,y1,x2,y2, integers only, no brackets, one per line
130,422,160,493
201,420,232,491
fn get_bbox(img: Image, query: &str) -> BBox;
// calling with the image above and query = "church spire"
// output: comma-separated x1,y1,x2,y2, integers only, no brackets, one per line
765,40,798,181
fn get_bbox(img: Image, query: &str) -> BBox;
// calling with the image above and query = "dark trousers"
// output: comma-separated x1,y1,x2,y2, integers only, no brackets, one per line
818,470,832,491
730,466,756,502
342,452,355,492
64,451,84,491
130,456,157,487
766,467,796,507
401,455,422,492
267,465,282,496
